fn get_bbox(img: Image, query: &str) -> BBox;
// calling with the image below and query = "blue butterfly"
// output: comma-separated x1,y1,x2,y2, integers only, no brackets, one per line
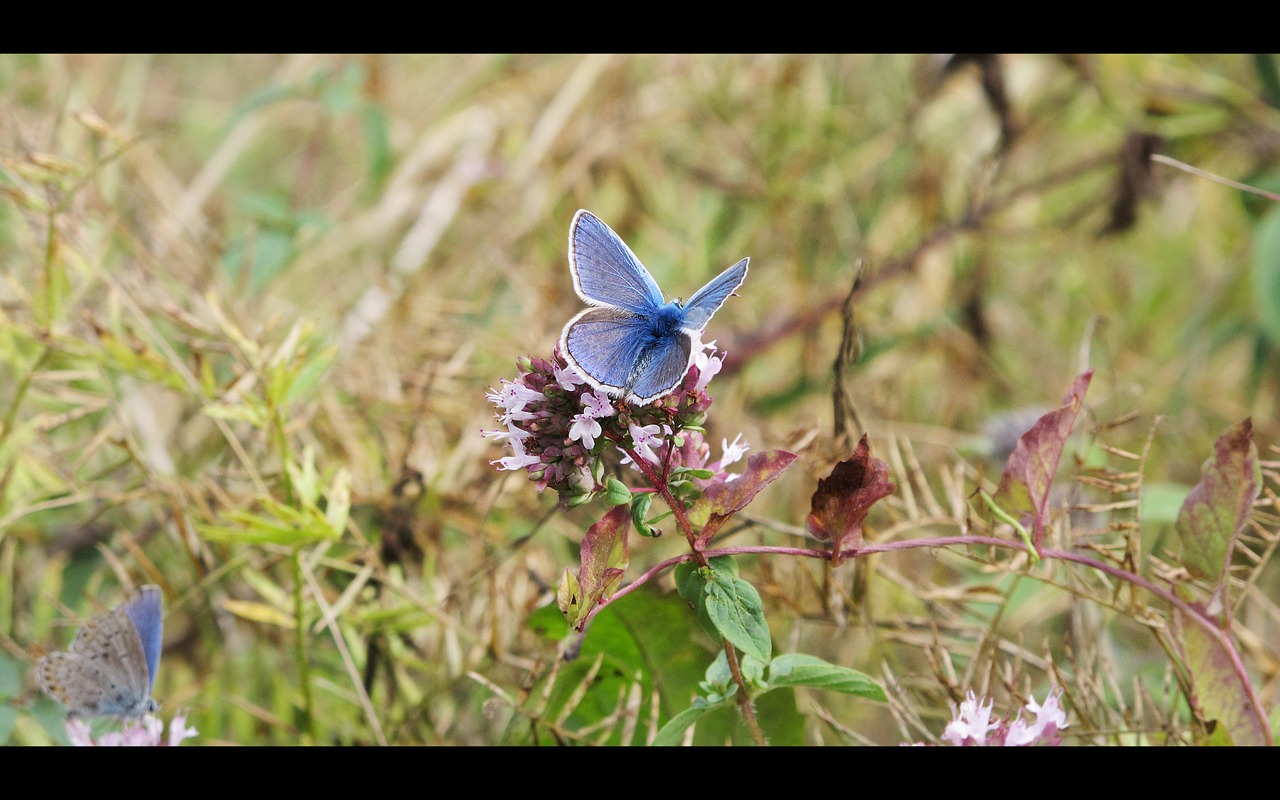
559,210,748,405
37,584,163,718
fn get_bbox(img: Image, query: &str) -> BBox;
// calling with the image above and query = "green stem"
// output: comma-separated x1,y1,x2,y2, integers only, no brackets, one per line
626,434,765,740
722,641,767,746
980,490,1039,563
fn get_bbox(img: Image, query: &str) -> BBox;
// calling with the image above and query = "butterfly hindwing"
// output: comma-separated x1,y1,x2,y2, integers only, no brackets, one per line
569,210,665,315
626,329,694,405
561,307,654,393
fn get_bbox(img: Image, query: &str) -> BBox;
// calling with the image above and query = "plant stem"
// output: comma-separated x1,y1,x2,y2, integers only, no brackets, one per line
723,641,767,746
625,445,709,568
626,441,766,739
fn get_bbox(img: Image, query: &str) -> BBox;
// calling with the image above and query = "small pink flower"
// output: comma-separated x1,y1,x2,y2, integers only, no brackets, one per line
568,414,602,450
692,342,724,393
929,688,1068,746
582,390,615,419
67,712,197,746
942,691,998,745
718,433,750,468
554,364,585,390
492,438,542,471
480,425,531,443
628,422,670,465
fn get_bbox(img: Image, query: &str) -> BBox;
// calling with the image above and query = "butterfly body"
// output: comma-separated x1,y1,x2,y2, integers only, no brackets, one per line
560,210,748,405
37,585,162,719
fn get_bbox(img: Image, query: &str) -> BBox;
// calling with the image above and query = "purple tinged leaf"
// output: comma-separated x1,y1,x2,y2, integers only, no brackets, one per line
993,370,1092,547
806,435,896,556
560,503,630,629
1174,418,1259,590
1171,604,1270,745
693,450,798,548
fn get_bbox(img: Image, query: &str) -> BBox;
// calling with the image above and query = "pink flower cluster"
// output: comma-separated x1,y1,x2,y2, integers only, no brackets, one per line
67,712,198,746
482,343,726,505
938,689,1069,746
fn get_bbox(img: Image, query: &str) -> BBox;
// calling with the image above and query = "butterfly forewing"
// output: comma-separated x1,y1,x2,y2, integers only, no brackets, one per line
122,585,162,690
681,258,749,331
569,210,665,315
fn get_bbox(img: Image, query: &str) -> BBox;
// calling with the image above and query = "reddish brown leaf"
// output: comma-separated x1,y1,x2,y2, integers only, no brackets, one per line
993,370,1092,547
693,450,798,548
806,435,896,555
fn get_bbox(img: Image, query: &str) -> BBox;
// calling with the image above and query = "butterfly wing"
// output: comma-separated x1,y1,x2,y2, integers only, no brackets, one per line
122,585,163,696
37,589,160,718
680,257,749,331
625,328,694,405
569,210,665,315
561,307,653,395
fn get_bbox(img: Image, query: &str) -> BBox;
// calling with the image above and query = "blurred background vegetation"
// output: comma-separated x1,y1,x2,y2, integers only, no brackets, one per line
2,53,1279,745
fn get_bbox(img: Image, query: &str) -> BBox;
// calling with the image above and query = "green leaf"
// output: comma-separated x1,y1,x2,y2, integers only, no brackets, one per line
220,227,295,292
675,556,737,641
527,585,713,746
1141,481,1193,525
527,598,570,641
673,467,716,480
651,702,719,746
1170,604,1269,745
225,82,298,129
287,446,321,507
767,653,887,701
198,521,327,547
282,342,337,405
556,568,583,626
604,477,631,507
320,62,364,113
360,103,393,194
704,570,772,663
1252,206,1280,345
699,649,735,699
0,705,15,744
198,498,341,546
28,696,73,744
203,400,267,428
0,652,23,698
630,491,656,537
1175,418,1260,590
